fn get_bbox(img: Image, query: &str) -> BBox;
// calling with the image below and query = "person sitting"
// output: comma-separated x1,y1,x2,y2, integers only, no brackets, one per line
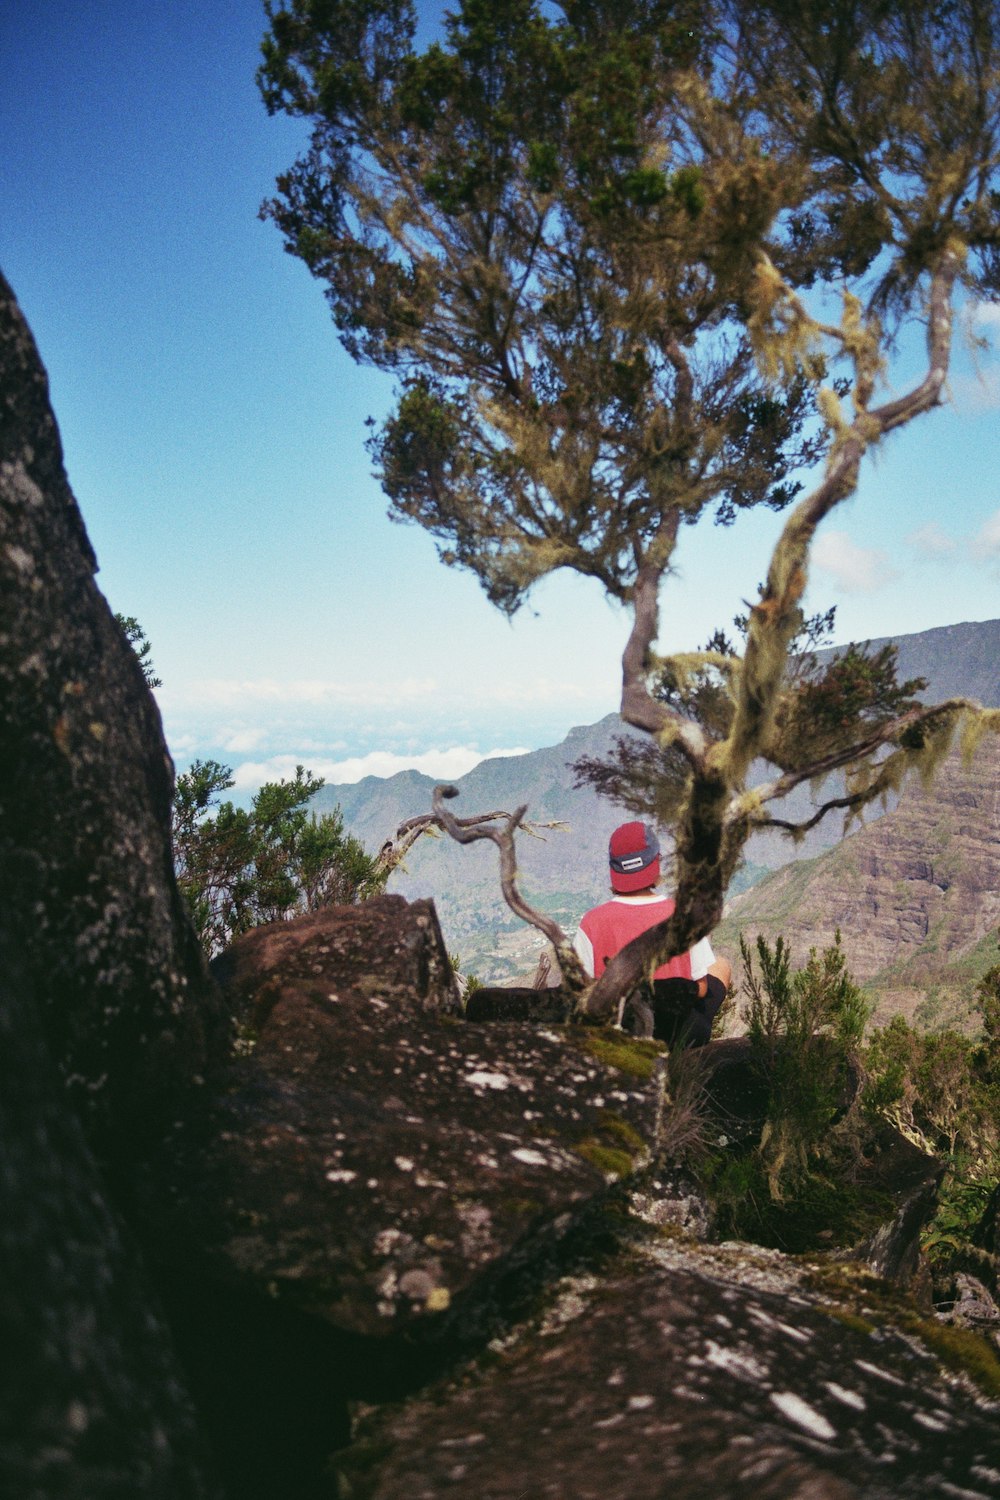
573,820,731,1047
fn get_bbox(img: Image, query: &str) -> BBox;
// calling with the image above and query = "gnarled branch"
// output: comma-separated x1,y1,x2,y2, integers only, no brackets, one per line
373,806,569,886
431,785,588,993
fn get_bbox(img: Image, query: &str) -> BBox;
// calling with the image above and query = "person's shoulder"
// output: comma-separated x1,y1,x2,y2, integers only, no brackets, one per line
580,897,616,924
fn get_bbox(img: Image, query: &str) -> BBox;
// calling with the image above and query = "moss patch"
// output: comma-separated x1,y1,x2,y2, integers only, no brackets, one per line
898,1312,1000,1400
818,1304,877,1337
573,1139,636,1178
596,1111,646,1156
804,1260,1000,1400
568,1109,650,1181
573,1029,665,1080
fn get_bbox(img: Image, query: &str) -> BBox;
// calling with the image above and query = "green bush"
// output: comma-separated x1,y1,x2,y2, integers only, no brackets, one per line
741,931,869,1202
173,760,383,957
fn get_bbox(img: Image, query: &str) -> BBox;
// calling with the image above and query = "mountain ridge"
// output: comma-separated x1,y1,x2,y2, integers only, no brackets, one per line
311,618,1000,990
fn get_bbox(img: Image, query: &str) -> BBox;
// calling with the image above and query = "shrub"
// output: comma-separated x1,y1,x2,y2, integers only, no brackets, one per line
741,931,869,1201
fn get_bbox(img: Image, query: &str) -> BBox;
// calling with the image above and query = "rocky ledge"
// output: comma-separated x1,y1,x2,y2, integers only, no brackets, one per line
138,902,1000,1499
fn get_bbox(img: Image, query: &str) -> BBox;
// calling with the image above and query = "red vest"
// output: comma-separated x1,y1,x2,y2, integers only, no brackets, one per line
578,896,693,981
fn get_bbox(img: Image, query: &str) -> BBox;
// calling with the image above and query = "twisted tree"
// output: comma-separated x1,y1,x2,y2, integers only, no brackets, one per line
260,0,1000,1019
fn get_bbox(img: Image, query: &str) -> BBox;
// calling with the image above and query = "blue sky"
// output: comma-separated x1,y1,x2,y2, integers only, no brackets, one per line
4,1,998,798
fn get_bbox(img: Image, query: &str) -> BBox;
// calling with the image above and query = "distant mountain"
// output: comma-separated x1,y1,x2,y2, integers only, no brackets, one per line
312,618,1000,986
312,717,636,981
716,735,1000,1035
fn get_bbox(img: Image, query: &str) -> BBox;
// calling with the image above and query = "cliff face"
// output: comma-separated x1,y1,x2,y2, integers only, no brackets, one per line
0,271,221,1494
718,735,1000,1029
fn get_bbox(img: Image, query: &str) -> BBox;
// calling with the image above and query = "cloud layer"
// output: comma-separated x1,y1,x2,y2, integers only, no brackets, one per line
812,530,897,594
229,745,531,791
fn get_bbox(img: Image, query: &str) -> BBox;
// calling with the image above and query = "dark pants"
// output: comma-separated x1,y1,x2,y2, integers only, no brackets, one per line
651,975,725,1048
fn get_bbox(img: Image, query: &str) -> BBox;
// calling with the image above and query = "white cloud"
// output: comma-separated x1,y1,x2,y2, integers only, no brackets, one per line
972,300,1000,332
812,530,898,594
906,521,957,559
976,508,1000,556
220,727,268,754
951,368,1000,413
229,744,531,792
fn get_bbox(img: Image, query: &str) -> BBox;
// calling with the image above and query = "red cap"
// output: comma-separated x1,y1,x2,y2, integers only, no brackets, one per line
608,821,660,893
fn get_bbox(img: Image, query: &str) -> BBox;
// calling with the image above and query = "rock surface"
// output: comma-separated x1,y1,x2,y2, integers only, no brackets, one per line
144,900,670,1346
0,269,224,1165
341,1239,1000,1500
0,918,217,1499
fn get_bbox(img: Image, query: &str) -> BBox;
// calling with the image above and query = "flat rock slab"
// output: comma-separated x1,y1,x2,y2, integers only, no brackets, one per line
342,1239,1000,1499
145,977,668,1342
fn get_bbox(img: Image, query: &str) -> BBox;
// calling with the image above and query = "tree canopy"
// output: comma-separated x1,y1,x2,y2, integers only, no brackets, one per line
260,0,1000,1016
173,761,381,957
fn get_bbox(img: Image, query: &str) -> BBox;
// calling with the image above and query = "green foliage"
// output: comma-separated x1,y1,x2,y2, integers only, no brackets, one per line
862,983,999,1274
115,612,161,689
172,760,383,956
741,931,869,1200
572,607,925,829
922,1175,996,1260
694,933,1000,1263
259,0,826,615
703,1150,892,1253
863,1011,999,1160
975,951,1000,1068
260,0,1000,610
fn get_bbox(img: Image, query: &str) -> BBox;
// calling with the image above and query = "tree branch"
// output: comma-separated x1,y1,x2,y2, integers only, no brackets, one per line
619,543,709,765
373,806,569,884
869,242,964,433
726,244,964,788
430,785,588,992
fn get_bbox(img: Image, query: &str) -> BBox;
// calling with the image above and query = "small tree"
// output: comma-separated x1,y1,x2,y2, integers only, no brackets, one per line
115,613,161,689
742,931,868,1199
172,760,382,956
260,0,1000,1017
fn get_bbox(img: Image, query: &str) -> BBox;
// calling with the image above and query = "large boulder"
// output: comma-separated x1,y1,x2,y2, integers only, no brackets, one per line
143,901,670,1349
0,270,236,1494
0,269,225,1168
339,1236,1000,1500
0,919,218,1498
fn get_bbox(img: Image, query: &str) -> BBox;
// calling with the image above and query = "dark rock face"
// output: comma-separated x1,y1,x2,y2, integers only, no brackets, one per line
0,920,217,1499
147,901,669,1347
0,269,224,1165
342,1241,1000,1500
